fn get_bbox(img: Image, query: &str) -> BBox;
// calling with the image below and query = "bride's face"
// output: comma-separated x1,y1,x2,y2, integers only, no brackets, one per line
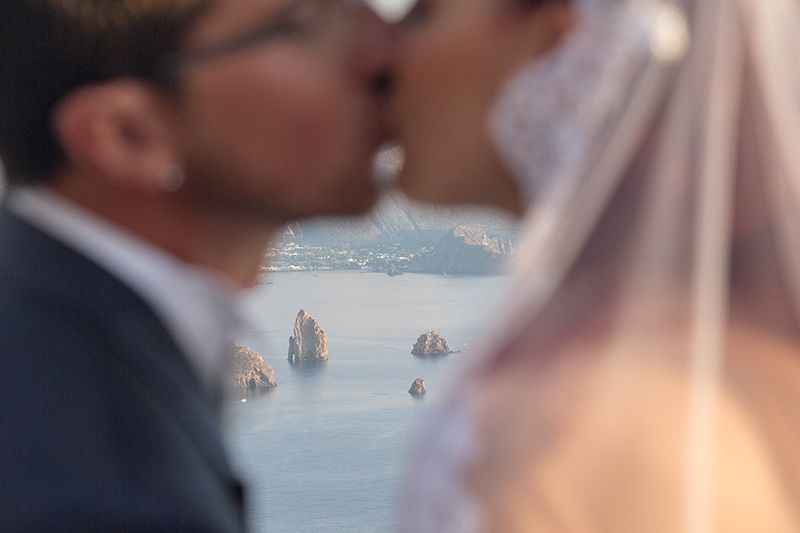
391,0,573,215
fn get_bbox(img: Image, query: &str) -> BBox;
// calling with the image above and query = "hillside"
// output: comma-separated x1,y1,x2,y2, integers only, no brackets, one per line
290,191,517,246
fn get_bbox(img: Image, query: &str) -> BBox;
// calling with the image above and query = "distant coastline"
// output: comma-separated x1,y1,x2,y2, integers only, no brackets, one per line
264,241,430,274
264,225,517,276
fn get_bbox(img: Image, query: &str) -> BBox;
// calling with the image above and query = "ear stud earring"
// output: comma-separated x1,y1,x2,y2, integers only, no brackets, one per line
157,163,186,193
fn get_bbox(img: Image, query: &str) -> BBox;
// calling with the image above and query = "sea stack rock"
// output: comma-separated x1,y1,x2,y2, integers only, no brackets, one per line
409,378,427,397
387,264,403,277
408,225,513,275
227,342,277,395
288,309,329,364
411,331,453,357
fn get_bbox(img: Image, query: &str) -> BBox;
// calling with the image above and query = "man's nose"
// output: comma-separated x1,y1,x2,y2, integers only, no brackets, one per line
351,4,398,95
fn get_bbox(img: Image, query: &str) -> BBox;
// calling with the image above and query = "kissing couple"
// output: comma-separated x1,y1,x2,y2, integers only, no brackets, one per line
2,0,800,531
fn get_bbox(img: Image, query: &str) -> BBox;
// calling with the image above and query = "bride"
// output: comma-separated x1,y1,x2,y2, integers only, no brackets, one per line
391,0,800,531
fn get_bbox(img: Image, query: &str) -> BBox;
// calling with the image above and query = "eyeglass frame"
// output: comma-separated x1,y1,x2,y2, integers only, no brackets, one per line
153,0,361,80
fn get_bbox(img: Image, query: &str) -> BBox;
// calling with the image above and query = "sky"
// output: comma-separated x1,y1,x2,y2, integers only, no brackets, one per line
367,0,415,20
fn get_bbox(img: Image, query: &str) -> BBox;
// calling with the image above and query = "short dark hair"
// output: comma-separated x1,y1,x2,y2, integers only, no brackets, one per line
0,0,212,186
515,0,570,10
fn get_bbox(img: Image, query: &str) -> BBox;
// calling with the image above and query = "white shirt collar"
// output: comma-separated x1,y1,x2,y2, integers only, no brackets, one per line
6,187,245,389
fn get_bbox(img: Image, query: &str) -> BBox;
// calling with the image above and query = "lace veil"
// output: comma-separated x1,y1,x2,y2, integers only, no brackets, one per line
479,0,800,529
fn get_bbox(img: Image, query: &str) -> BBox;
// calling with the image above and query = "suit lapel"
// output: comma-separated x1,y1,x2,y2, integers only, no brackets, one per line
0,208,239,488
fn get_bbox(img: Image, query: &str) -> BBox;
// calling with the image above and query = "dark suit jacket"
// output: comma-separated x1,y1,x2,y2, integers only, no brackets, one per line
0,209,245,532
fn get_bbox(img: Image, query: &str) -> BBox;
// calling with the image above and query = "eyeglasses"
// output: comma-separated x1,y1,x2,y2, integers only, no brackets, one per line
156,0,358,78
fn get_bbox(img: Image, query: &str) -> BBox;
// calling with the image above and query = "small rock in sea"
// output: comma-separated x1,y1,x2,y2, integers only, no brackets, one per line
387,264,403,277
288,309,329,364
411,331,454,357
409,378,427,397
227,343,277,397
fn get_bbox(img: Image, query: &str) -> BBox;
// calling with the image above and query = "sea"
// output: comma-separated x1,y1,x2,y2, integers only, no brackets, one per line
226,271,511,533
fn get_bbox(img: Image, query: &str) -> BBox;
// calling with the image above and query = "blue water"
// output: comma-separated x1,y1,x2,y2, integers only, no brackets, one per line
226,271,509,533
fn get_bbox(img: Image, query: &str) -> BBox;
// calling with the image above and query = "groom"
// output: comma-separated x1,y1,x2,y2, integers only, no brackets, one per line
0,0,393,530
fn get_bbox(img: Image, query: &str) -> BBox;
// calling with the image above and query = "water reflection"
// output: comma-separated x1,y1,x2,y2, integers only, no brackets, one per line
288,359,329,377
231,386,277,402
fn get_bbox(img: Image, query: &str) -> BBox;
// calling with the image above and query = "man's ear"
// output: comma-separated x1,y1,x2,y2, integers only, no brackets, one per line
51,80,182,193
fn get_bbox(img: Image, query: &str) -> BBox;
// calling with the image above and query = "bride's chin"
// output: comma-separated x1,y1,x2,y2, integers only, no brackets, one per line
395,147,525,214
396,168,470,208
396,166,450,206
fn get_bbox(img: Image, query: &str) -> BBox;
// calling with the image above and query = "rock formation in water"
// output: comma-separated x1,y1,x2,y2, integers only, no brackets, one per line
407,225,513,275
409,378,427,397
411,331,454,357
227,342,277,395
387,264,403,277
288,309,329,363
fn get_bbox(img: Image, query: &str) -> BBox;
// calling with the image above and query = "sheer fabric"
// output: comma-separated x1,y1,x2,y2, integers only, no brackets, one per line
399,0,800,531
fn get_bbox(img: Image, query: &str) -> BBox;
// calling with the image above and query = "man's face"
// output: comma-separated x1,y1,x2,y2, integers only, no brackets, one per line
175,0,393,222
